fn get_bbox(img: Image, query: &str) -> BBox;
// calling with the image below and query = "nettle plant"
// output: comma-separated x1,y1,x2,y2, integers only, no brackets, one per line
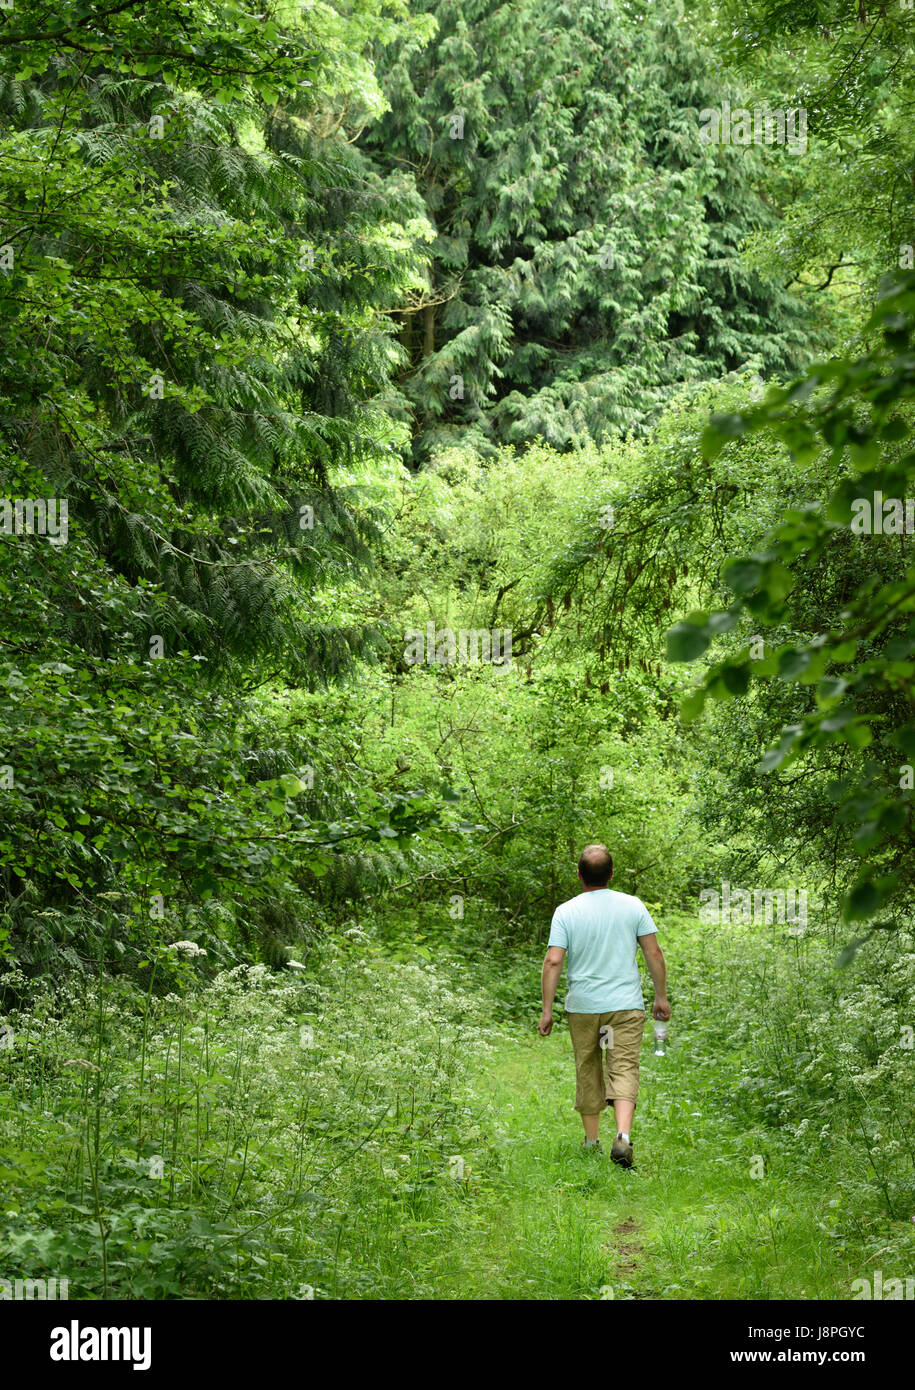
668,271,915,951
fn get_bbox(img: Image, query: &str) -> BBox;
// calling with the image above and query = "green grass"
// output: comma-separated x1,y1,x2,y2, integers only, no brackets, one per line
433,916,915,1300
2,916,914,1299
445,1027,867,1299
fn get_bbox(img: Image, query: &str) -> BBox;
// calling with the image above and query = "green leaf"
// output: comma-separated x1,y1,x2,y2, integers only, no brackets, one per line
836,936,869,968
820,706,854,732
764,563,795,603
666,621,710,663
707,608,740,635
844,881,879,921
892,723,915,759
817,676,848,703
758,724,803,773
679,688,707,722
777,647,811,680
720,663,750,695
723,559,763,594
702,413,747,459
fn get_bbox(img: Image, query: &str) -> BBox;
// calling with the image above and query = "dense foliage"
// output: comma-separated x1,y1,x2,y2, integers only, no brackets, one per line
2,0,914,1304
363,0,815,458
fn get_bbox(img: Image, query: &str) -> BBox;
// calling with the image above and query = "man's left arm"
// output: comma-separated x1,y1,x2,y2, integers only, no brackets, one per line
539,947,565,1035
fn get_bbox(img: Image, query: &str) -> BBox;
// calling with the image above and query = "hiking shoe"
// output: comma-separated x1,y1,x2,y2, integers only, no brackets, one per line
610,1136,634,1168
582,1139,602,1152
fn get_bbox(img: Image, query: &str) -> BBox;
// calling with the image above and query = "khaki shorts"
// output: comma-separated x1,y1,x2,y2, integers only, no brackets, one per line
566,1009,646,1113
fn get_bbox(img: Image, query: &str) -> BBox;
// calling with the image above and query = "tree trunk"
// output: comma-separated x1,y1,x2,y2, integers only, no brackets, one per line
399,310,414,357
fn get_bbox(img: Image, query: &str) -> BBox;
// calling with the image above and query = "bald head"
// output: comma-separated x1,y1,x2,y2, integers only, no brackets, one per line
578,843,613,888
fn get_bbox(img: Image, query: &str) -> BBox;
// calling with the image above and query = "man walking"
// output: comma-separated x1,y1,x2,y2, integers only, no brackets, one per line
538,844,670,1168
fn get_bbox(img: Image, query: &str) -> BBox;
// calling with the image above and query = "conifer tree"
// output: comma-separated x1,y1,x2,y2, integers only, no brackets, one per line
0,0,429,681
363,0,816,458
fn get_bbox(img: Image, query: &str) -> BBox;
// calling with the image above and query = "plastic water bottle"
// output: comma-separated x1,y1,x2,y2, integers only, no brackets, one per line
653,1019,668,1056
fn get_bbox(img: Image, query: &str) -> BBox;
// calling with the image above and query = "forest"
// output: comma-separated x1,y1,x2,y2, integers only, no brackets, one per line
2,0,915,1316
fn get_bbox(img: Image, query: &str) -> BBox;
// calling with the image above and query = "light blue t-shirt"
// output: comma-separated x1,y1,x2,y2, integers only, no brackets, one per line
547,889,658,1013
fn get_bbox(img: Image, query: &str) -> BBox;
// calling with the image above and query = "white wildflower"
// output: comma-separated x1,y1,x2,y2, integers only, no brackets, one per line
167,940,208,958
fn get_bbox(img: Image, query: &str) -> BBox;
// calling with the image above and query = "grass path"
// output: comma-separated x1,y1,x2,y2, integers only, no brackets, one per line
5,925,910,1301
444,1009,869,1300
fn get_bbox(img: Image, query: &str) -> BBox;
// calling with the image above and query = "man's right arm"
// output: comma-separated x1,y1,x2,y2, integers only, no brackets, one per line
638,934,670,1021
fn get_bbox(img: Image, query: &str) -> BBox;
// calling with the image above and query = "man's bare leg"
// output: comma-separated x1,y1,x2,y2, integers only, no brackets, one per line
581,1112,600,1143
613,1099,635,1139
